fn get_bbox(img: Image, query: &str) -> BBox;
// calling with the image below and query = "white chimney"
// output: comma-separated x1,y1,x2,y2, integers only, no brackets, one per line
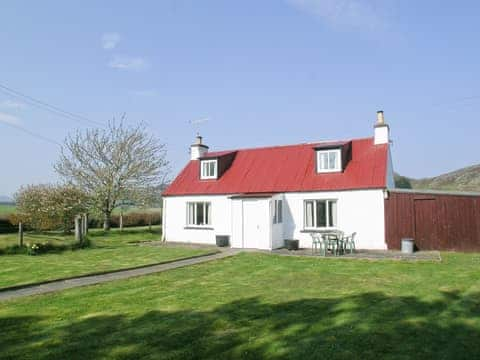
374,110,390,145
190,134,209,160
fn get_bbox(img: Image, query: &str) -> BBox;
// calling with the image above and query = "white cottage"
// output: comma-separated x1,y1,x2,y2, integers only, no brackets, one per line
162,111,395,250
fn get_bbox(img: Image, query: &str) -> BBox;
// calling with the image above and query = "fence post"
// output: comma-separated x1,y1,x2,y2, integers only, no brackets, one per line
75,215,83,243
119,210,124,232
83,213,88,235
18,222,24,247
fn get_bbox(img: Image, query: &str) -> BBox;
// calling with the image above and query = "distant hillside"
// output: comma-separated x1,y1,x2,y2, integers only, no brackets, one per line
395,164,480,192
0,195,13,203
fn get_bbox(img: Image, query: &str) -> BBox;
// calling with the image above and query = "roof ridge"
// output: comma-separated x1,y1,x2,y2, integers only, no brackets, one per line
207,136,373,154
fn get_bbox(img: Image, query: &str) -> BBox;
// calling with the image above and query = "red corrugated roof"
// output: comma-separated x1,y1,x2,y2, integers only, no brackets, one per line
200,150,237,158
163,137,388,196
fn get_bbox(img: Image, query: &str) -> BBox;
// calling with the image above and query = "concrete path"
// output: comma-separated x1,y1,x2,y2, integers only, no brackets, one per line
0,250,238,302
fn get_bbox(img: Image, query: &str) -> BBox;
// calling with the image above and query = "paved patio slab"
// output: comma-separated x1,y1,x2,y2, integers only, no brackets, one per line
271,248,442,261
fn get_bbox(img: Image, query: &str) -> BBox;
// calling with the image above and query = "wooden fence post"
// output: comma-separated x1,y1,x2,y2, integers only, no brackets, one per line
119,211,124,232
83,213,88,235
18,222,24,247
75,215,83,243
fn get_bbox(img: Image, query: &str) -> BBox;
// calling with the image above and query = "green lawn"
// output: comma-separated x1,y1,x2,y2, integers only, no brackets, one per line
0,204,15,215
1,252,479,359
0,227,217,289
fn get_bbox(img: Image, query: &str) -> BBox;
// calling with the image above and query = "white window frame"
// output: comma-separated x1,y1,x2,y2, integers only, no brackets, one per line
200,159,218,179
273,199,283,224
316,149,341,173
186,202,212,227
304,199,337,230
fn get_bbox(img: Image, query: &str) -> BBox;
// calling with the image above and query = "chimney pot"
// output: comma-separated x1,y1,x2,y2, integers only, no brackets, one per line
376,110,385,125
196,134,203,145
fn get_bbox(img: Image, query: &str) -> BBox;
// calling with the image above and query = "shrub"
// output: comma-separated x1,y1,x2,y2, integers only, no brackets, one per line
0,244,27,255
0,240,93,257
14,184,89,232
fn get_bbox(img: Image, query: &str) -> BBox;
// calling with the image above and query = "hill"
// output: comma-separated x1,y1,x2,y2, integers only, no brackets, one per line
0,196,13,204
395,164,480,192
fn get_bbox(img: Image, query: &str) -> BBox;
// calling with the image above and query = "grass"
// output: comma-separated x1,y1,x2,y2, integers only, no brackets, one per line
1,252,479,359
0,204,15,215
0,226,216,289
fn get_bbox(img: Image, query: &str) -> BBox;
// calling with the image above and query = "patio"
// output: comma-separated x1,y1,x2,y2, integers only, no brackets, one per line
271,248,441,261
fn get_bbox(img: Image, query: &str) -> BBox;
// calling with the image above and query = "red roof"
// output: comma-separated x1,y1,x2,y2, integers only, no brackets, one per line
163,137,388,196
199,150,237,159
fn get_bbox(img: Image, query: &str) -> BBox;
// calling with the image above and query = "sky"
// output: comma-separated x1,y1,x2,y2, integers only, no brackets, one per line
1,0,479,196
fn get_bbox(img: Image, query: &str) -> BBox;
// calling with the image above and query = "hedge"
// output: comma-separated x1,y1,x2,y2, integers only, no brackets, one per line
0,216,17,234
0,211,161,233
89,211,162,229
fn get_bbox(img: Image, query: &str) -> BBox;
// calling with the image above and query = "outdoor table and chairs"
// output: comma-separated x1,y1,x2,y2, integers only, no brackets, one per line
311,231,356,256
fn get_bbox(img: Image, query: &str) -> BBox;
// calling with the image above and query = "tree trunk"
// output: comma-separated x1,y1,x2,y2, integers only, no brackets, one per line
103,211,111,231
148,214,152,232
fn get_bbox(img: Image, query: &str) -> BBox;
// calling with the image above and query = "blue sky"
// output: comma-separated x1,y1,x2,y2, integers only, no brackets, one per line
1,0,479,196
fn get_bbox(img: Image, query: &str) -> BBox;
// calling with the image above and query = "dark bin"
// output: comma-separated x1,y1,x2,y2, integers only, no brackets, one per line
216,235,230,247
284,239,299,251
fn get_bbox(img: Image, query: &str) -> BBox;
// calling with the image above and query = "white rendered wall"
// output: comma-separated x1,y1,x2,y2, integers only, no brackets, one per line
283,189,387,250
163,195,231,245
164,189,386,250
374,125,390,145
190,145,208,160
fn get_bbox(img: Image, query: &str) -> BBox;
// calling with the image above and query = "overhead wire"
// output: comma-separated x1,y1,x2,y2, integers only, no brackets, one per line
0,83,104,127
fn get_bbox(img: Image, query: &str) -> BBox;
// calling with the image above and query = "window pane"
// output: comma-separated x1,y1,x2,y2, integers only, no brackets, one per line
328,151,338,169
196,203,204,225
305,201,314,227
316,201,327,227
209,162,214,176
278,200,282,223
273,201,277,224
188,203,195,225
328,201,337,227
205,203,211,225
202,162,207,177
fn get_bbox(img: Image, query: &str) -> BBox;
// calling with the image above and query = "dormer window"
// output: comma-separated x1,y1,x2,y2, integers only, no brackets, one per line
201,159,218,179
316,149,341,173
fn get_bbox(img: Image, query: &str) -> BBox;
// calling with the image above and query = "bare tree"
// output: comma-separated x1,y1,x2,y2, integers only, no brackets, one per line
55,118,169,231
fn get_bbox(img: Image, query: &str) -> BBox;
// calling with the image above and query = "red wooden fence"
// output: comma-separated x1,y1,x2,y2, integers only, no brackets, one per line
385,190,480,251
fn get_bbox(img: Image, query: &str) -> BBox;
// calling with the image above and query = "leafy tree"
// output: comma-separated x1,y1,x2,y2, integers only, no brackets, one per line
394,174,413,189
14,184,88,232
55,119,169,231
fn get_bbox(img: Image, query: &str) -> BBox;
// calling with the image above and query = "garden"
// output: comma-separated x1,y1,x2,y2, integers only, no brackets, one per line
1,252,479,359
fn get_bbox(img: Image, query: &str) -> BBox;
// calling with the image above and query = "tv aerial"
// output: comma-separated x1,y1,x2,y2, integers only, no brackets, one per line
188,117,210,136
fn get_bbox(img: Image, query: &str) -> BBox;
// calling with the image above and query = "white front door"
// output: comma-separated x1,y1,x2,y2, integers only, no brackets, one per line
242,199,269,249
